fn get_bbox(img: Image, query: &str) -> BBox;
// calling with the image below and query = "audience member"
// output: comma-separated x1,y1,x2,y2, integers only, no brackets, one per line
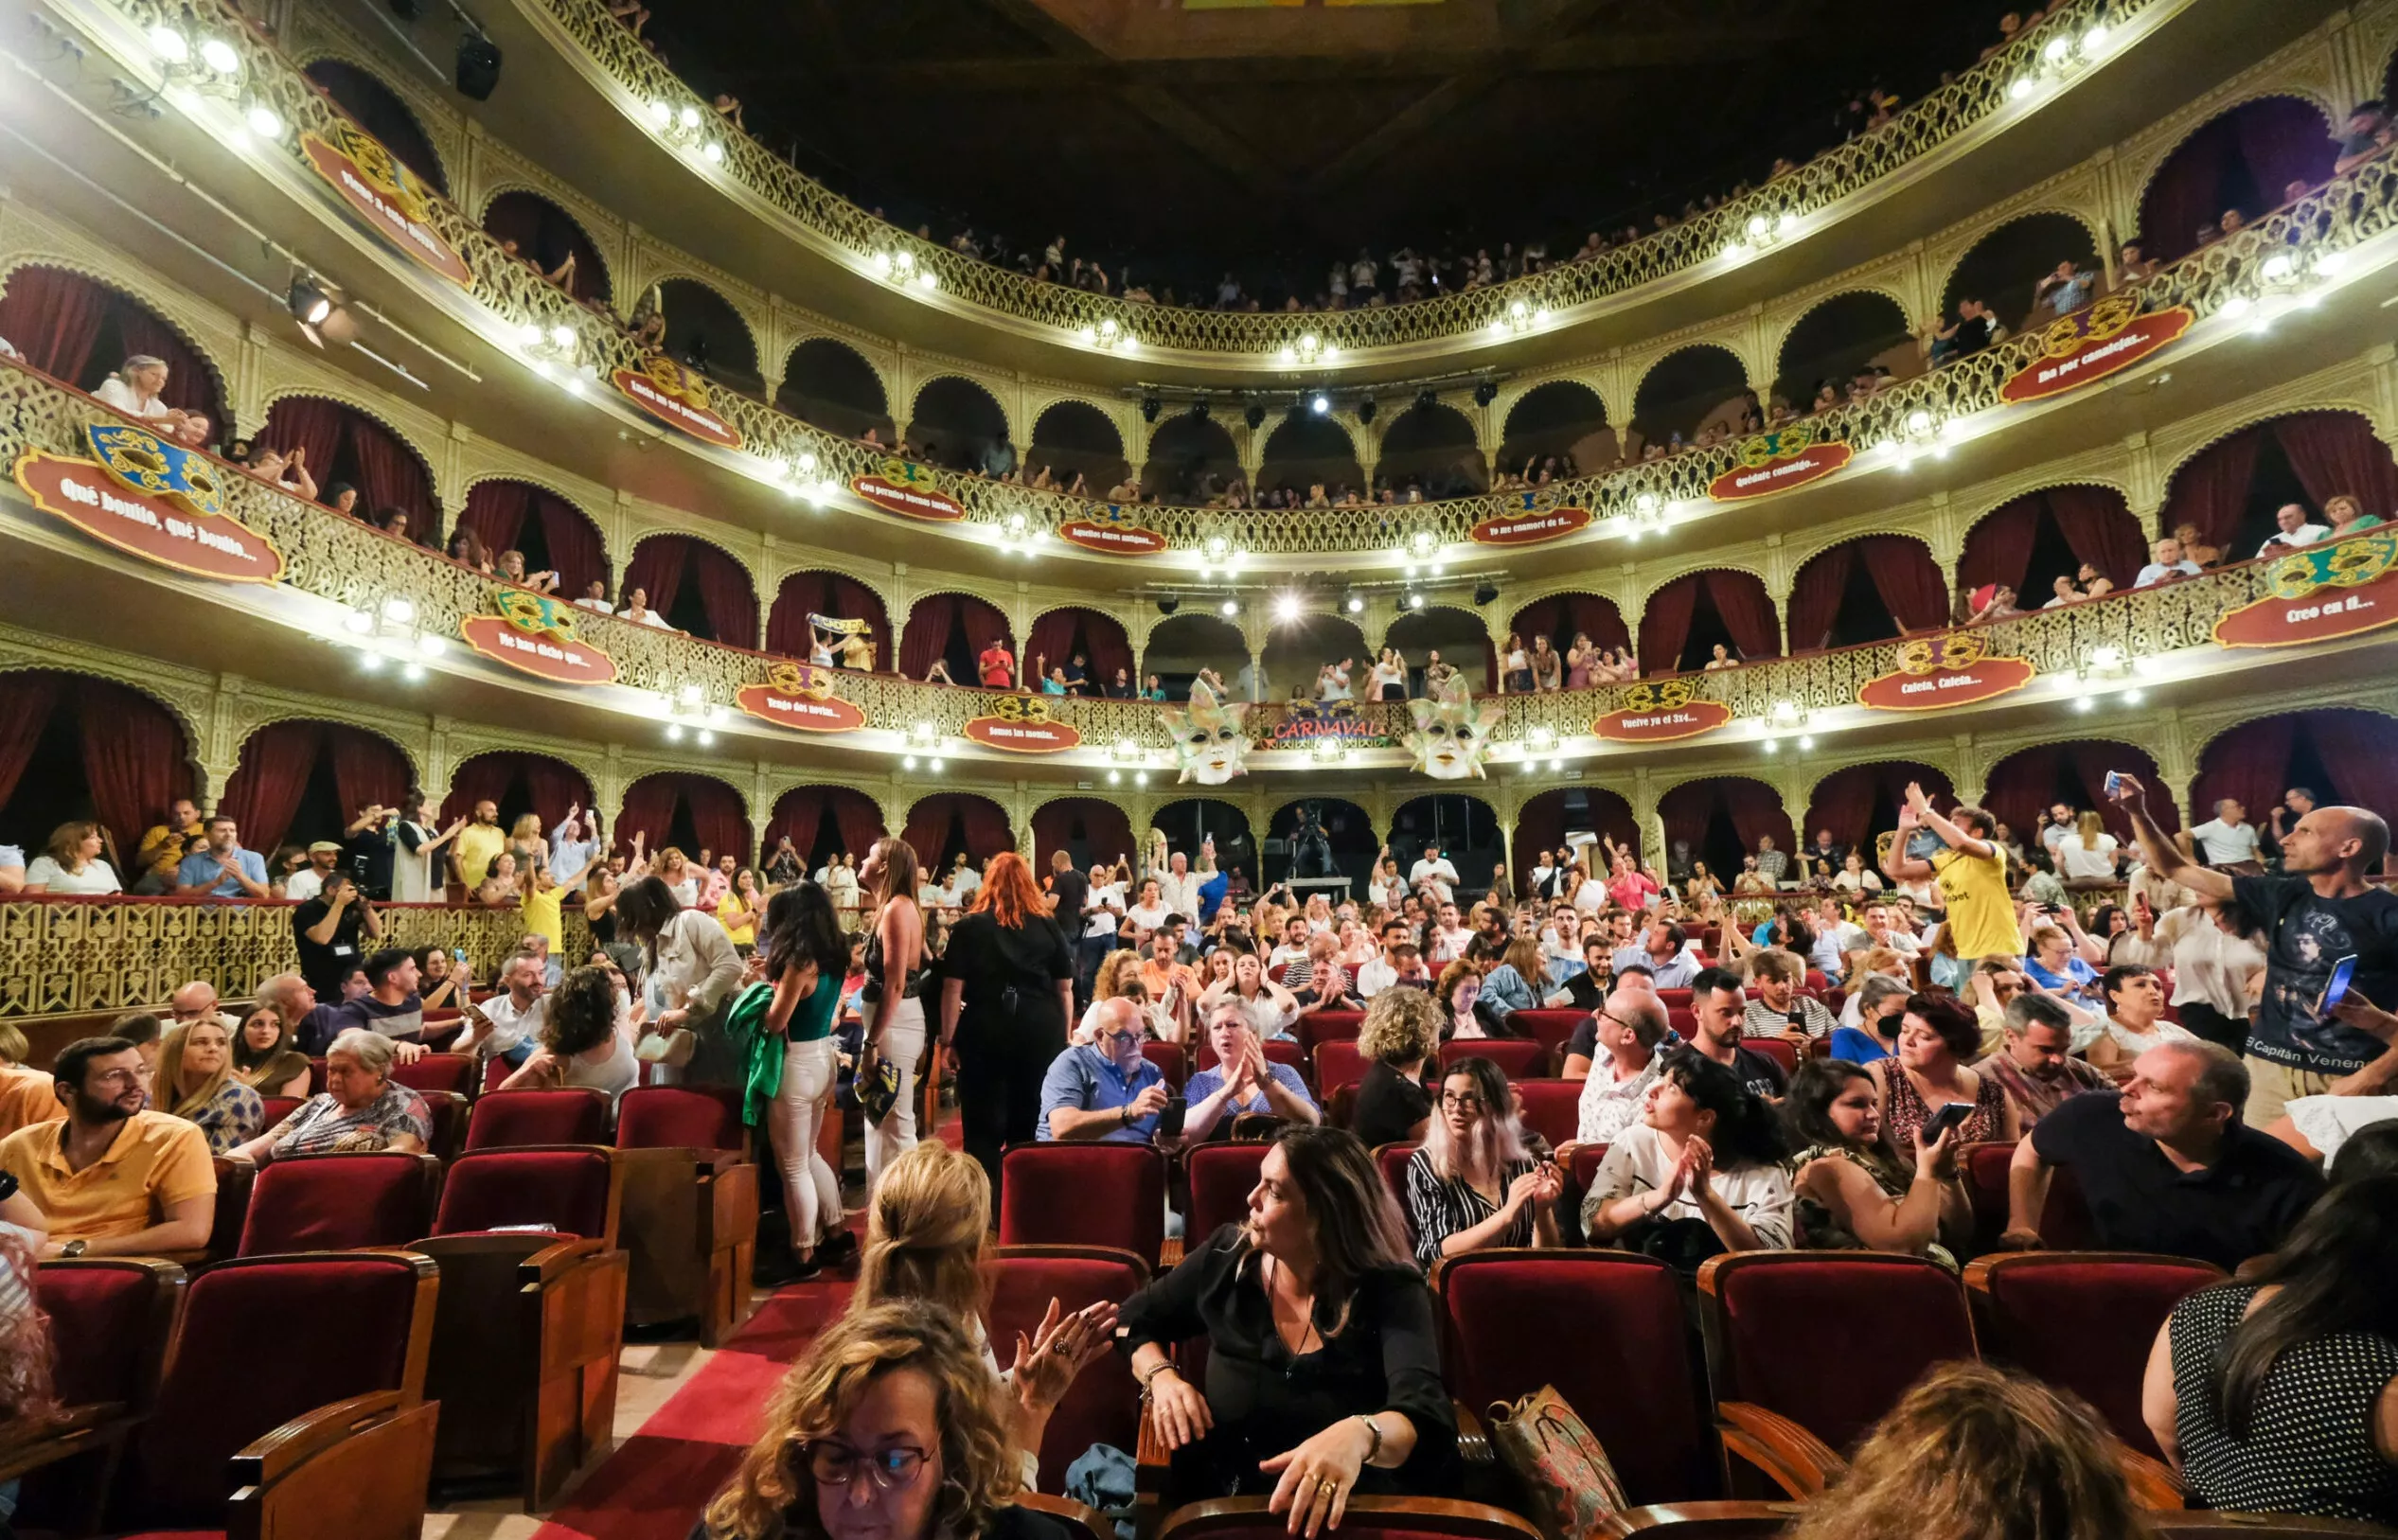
154,1018,265,1153
332,946,431,1053
496,965,638,1108
2256,504,2331,558
1785,1058,1965,1265
1181,1000,1319,1140
1352,986,1440,1148
1827,974,1913,1064
230,1027,432,1160
1566,991,1668,1142
1036,999,1175,1145
1582,1046,1793,1259
1977,994,2109,1129
230,1005,311,1099
1406,1057,1563,1266
0,1036,214,1256
2134,539,2203,587
1684,968,1789,1101
754,881,859,1281
172,814,269,897
1742,950,1836,1042
1869,994,2009,1150
20,821,119,894
2087,964,2196,1079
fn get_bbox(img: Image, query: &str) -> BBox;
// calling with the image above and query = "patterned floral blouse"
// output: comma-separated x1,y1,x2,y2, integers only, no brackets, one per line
177,1078,266,1154
267,1082,433,1156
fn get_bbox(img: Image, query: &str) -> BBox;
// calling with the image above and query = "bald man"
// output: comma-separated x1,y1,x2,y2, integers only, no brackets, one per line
2112,775,2398,1125
168,981,239,1034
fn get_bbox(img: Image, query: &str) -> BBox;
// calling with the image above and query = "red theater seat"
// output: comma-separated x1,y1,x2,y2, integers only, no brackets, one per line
616,1084,746,1153
1314,1040,1368,1093
464,1087,611,1149
1510,1079,1581,1148
1506,1008,1589,1057
1962,1141,2100,1253
1375,1142,1418,1219
389,1053,478,1098
1439,1038,1552,1079
616,1086,758,1346
16,1259,184,1533
1185,1141,1271,1243
1743,1038,1798,1077
1301,1009,1364,1050
985,1246,1150,1491
1143,1040,1188,1088
1572,1142,1608,1192
998,1143,1166,1269
238,1152,441,1255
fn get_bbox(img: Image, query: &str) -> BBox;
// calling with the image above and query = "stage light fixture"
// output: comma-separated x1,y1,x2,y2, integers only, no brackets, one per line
1416,390,1437,412
1472,380,1498,408
1156,596,1180,616
1357,396,1376,424
455,34,502,100
1141,395,1161,423
1473,581,1499,607
1191,398,1211,422
287,277,332,327
1310,393,1330,416
1244,403,1266,430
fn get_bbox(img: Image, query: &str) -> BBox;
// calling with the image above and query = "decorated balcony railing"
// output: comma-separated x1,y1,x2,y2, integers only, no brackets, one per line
59,0,2393,563
524,0,2148,360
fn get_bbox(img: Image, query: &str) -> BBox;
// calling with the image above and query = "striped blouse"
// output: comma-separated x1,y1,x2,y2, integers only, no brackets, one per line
1403,1146,1535,1271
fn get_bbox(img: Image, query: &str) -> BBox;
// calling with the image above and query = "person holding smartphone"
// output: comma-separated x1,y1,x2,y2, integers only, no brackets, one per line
1864,994,2013,1153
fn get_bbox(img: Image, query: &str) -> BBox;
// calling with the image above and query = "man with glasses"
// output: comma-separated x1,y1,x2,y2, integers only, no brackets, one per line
1037,999,1181,1147
0,1035,215,1257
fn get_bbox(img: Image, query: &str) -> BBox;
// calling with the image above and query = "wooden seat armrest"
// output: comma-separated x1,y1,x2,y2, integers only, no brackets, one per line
2110,1440,2187,1510
1595,1501,1804,1538
1715,1402,1846,1499
0,1402,131,1485
1018,1492,1117,1540
227,1389,439,1537
1451,1398,1494,1464
231,1390,407,1487
142,1248,212,1267
518,1236,607,1284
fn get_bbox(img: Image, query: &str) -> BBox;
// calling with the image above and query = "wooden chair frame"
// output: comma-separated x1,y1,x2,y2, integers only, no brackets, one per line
4,1258,186,1533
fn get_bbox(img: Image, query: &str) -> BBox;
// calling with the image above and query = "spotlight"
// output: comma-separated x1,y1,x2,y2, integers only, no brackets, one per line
244,103,283,138
1310,393,1330,416
1357,396,1376,424
1244,403,1266,431
1156,596,1180,616
287,277,332,327
1345,593,1363,614
455,34,503,100
1191,398,1210,422
1220,599,1238,617
1408,593,1425,610
1416,389,1437,413
1473,580,1499,607
1141,394,1161,423
1274,594,1301,623
1472,380,1498,408
146,24,188,61
199,36,240,73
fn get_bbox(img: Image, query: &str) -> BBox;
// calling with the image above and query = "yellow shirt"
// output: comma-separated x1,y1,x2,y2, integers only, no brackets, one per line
523,884,565,953
0,1063,62,1139
716,892,755,947
1933,844,2016,962
0,1109,216,1244
454,823,507,889
137,820,200,879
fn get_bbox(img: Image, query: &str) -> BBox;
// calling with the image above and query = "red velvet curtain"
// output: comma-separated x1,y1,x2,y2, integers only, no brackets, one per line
2140,97,2336,261
480,191,610,305
0,267,108,385
1785,545,1856,654
518,757,593,827
901,793,1012,866
1705,571,1782,661
2272,412,2398,523
219,721,325,854
536,494,609,600
768,573,891,664
438,753,519,825
1030,799,1133,869
0,672,64,815
111,308,216,419
899,593,958,680
1658,778,1791,855
1960,494,2044,598
260,397,346,474
1985,742,2178,844
831,788,886,862
623,537,691,619
1512,594,1631,657
900,797,953,869
1636,578,1701,676
615,773,684,856
2048,486,2150,589
1802,763,1954,852
343,413,435,537
76,680,192,855
956,595,1013,664
1510,789,1638,890
457,480,532,558
957,795,1014,859
1861,537,1950,633
2191,715,2300,830
1083,614,1133,684
688,542,759,650
681,776,752,866
326,725,408,816
2161,430,2264,554
767,788,825,858
2304,711,2398,832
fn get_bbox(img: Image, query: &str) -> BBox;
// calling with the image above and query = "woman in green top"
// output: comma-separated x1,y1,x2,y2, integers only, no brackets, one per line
1784,1059,1966,1269
2323,493,2386,540
760,880,857,1280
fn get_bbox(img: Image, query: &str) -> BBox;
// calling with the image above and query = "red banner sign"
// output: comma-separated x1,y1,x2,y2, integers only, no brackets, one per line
963,714,1082,752
1470,505,1592,546
2001,304,2194,405
1857,656,2036,711
300,131,473,289
1058,518,1168,556
1707,443,1852,502
459,614,618,685
735,681,867,733
612,365,743,450
852,473,966,522
2213,570,2398,648
1590,699,1733,743
12,451,285,583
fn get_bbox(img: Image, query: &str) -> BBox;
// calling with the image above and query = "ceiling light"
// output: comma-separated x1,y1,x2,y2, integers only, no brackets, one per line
1345,595,1363,614
1408,593,1425,610
357,651,383,672
2261,254,2295,281
400,661,427,681
2010,77,2035,98
678,104,701,129
2043,35,2070,62
1108,770,1123,785
244,104,283,138
548,324,577,350
1135,771,1148,787
2084,23,2108,48
381,596,415,624
1747,215,1767,237
1762,738,1779,754
2123,688,2144,705
2074,694,2096,713
1311,394,1330,416
147,25,188,61
1797,735,1815,751
1275,594,1301,622
647,99,672,126
1220,599,1239,617
416,634,446,658
1548,758,1564,773
342,610,373,634
678,683,704,706
916,272,938,291
902,754,918,770
199,36,240,72
702,141,724,163
697,730,716,747
287,278,332,327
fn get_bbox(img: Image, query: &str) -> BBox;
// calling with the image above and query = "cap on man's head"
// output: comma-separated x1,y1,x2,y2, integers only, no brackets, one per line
307,841,344,855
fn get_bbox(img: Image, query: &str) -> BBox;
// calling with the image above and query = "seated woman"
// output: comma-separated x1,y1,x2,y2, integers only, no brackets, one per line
228,1006,311,1099
1866,995,2012,1151
414,946,469,1015
1475,937,1552,1021
1785,1059,1966,1267
498,965,638,1109
1121,1125,1457,1513
1582,1048,1793,1259
1200,951,1300,1042
227,1027,431,1160
1352,987,1439,1149
1406,1057,1563,1269
1435,960,1501,1041
698,1298,1084,1540
155,1018,266,1154
1182,1000,1321,1141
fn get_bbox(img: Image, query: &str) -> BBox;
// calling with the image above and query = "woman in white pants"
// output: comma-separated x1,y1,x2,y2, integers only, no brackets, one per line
858,835,929,1195
757,880,856,1279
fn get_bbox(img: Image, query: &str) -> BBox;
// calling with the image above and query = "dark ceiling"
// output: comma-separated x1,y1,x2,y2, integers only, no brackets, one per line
641,0,2021,303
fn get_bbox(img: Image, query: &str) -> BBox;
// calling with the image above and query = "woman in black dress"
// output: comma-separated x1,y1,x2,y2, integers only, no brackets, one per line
938,851,1075,1201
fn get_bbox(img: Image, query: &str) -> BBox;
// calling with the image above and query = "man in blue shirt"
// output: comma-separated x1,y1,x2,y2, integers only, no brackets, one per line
172,815,270,898
1038,999,1174,1143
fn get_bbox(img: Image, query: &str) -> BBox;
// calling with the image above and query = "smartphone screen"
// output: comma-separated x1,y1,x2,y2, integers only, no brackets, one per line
1924,1101,1975,1141
2321,954,2359,1014
2104,770,2126,798
1157,1097,1188,1138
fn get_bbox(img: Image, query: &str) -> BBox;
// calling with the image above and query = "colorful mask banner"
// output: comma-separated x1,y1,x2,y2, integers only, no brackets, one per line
737,663,866,733
1857,634,2036,711
1470,504,1592,546
851,459,965,521
13,425,284,583
2214,535,2398,648
2000,300,2194,405
964,696,1081,752
612,356,743,449
300,122,473,289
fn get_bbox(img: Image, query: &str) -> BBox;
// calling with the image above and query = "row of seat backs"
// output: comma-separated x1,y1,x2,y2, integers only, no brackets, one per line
258,1082,749,1161
220,1144,624,1256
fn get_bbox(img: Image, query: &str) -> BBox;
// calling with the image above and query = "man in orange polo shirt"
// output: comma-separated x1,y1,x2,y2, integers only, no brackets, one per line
0,1036,214,1257
0,1026,62,1139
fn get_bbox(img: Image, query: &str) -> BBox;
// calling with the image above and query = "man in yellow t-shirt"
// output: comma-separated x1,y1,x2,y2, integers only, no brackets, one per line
1882,782,2018,964
453,799,506,894
134,797,204,890
0,1036,215,1256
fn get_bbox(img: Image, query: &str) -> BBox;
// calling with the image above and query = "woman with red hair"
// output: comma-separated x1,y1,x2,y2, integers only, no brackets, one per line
938,851,1076,1200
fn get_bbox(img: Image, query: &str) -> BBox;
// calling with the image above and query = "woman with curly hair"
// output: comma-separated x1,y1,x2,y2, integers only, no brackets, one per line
496,965,637,1108
698,1299,1078,1540
1353,985,1441,1148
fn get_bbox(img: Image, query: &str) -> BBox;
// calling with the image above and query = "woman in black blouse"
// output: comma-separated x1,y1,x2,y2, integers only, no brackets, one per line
938,853,1075,1203
1118,1125,1457,1530
1350,987,1440,1150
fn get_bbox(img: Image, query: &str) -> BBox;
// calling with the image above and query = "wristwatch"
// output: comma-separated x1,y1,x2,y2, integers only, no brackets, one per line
0,1169,16,1202
61,1239,87,1259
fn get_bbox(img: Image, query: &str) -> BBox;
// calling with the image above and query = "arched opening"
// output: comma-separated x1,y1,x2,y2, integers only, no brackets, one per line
258,396,439,540
303,60,448,194
1030,798,1136,875
481,190,610,305
1375,400,1484,499
1390,794,1501,898
0,670,194,868
440,752,593,837
623,534,758,647
620,772,750,869
910,377,1012,476
456,479,611,600
1265,798,1377,896
1024,608,1134,695
1028,400,1128,494
2161,411,2398,567
2194,709,2398,838
1629,345,1749,451
1984,741,2180,844
899,593,1013,685
765,786,887,876
902,793,1014,871
1959,486,2148,609
650,278,761,398
2139,97,2337,263
1261,613,1369,700
1513,788,1638,893
1386,609,1499,694
1141,413,1241,502
1638,571,1781,674
1257,415,1363,500
1144,612,1247,699
1153,799,1256,890
777,338,894,442
1507,593,1631,679
0,264,228,429
1941,213,2103,336
1658,777,1794,884
220,720,412,864
1499,381,1612,480
1772,292,1917,412
1785,536,1946,651
1800,763,1955,882
768,572,893,670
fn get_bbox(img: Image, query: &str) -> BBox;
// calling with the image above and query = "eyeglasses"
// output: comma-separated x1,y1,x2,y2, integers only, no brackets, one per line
1438,1092,1484,1112
801,1441,928,1491
92,1067,153,1088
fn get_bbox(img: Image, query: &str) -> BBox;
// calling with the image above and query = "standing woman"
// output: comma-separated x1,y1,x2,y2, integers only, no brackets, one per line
1501,633,1533,694
1531,635,1563,693
718,867,765,956
498,965,639,1110
614,875,746,1085
1565,633,1594,691
939,852,1075,1201
860,835,931,1195
755,881,856,1280
388,791,465,905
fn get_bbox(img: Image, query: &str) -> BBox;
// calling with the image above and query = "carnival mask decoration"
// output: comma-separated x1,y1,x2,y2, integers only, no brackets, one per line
1161,677,1250,785
1405,674,1505,780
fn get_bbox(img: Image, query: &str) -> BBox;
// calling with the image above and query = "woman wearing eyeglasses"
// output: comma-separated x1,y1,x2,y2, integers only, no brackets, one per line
1405,1058,1562,1269
698,1299,1080,1540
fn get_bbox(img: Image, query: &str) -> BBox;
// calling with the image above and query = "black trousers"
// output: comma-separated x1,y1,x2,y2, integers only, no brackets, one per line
955,1004,1067,1205
2176,1000,2249,1055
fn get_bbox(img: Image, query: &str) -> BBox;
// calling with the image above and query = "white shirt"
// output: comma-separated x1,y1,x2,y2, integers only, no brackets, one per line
2053,834,2119,881
1084,882,1126,940
282,868,327,903
1153,867,1202,918
1123,901,1171,935
477,991,549,1055
2156,906,2267,1016
573,597,613,613
1355,959,1398,998
951,865,982,899
2257,523,2330,558
1426,925,1471,965
2190,818,2261,865
1409,858,1459,895
24,856,120,894
1572,877,1608,913
94,376,169,418
2133,560,2201,588
1587,1123,1793,1249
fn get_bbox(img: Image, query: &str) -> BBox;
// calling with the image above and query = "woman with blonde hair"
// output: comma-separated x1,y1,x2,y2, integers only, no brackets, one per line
1789,1362,2148,1540
1354,985,1442,1148
859,836,930,1195
156,1017,266,1153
